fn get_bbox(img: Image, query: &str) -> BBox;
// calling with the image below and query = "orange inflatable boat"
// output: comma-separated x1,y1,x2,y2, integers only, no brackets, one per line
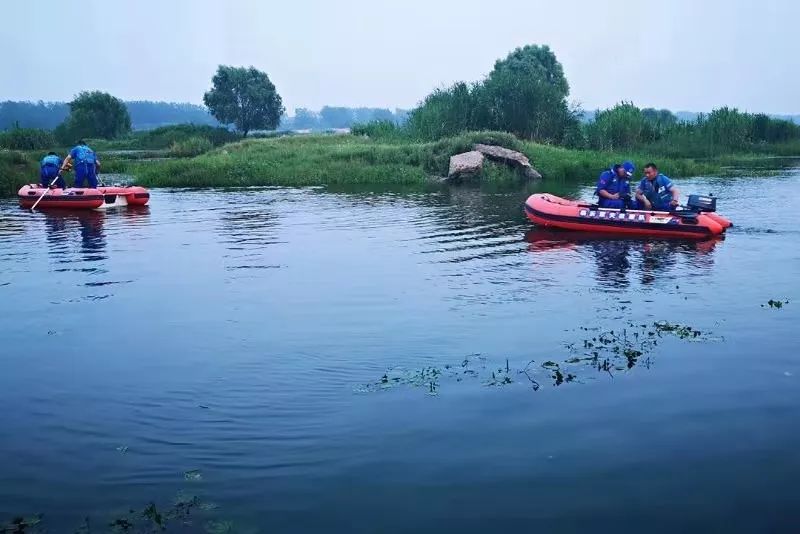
524,193,731,239
18,185,150,210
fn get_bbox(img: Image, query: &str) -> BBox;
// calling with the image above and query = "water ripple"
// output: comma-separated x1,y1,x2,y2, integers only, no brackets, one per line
1,173,799,529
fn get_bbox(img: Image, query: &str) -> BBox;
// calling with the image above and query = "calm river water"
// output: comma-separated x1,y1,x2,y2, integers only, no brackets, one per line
1,168,798,532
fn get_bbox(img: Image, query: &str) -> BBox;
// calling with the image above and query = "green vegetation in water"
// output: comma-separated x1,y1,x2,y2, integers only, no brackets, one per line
183,469,203,481
762,299,790,309
0,491,251,533
358,320,715,395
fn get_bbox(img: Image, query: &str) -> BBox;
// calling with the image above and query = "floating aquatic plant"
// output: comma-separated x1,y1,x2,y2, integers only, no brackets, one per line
360,319,715,395
762,299,789,309
2,486,231,533
183,470,203,482
0,515,42,534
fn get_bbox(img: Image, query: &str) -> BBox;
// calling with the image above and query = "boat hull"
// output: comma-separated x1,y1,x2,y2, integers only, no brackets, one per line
524,194,728,239
18,185,150,210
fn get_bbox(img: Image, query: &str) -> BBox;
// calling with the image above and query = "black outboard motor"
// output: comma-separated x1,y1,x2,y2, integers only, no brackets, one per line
687,194,717,212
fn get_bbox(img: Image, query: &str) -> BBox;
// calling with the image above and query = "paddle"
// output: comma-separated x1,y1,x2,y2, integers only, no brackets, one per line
29,173,63,213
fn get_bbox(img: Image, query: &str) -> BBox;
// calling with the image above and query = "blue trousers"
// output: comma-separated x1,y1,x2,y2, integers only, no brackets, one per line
40,168,65,188
646,191,674,210
599,197,639,210
74,163,98,188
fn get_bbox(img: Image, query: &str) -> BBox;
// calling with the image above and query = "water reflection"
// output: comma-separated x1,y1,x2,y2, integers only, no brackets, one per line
120,205,151,221
589,239,632,287
43,210,107,261
1,176,798,531
525,228,721,287
217,202,282,274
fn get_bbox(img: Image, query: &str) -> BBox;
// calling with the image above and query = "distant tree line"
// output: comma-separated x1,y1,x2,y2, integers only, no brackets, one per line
126,101,219,129
0,92,134,149
4,54,799,158
0,101,69,130
351,44,800,158
286,106,409,130
0,100,217,131
1,96,408,135
0,98,409,139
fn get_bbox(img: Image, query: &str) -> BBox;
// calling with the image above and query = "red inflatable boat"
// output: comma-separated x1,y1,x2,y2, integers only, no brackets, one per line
18,185,150,210
524,193,732,239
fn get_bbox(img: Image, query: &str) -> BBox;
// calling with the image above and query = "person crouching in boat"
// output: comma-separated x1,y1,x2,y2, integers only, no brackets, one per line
60,140,101,188
40,151,65,189
596,161,636,209
636,163,680,211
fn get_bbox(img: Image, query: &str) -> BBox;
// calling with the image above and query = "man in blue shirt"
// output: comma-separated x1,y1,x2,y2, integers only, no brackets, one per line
636,163,680,210
596,160,635,209
60,140,101,188
40,151,65,188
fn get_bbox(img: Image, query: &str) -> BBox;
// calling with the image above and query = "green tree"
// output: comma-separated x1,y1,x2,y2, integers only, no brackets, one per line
406,45,576,141
203,66,284,136
749,113,771,143
407,82,484,140
586,102,650,150
641,108,677,135
702,107,751,152
482,44,574,141
55,91,131,142
766,119,800,143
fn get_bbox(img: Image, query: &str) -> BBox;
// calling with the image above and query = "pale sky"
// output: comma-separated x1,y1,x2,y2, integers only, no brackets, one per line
2,0,798,114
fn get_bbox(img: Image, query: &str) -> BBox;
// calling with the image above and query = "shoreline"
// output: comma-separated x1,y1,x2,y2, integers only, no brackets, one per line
3,132,798,197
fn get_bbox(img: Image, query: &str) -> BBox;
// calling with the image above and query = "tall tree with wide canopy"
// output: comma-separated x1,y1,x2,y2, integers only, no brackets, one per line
482,45,574,141
203,66,284,136
55,91,131,142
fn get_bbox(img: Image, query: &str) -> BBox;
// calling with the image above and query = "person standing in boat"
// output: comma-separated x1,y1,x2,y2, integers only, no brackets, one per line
60,140,101,188
595,161,635,209
40,151,65,189
636,163,680,210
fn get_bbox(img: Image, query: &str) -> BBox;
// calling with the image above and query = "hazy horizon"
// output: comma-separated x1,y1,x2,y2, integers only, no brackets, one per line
2,0,798,114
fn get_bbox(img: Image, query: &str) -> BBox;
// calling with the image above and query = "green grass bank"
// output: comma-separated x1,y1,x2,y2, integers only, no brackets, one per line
2,131,795,197
128,131,735,189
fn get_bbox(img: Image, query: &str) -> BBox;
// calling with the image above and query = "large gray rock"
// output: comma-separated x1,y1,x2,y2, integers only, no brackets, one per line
473,143,542,180
447,151,484,181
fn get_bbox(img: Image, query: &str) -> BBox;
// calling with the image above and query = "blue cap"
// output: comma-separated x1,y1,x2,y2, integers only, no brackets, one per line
621,160,635,177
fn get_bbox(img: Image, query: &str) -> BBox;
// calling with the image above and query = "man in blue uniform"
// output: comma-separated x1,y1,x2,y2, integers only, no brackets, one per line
40,151,65,188
636,163,680,210
596,160,635,209
60,140,101,188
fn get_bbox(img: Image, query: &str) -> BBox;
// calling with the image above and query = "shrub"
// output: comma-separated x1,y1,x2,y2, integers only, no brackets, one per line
351,120,406,140
0,127,57,150
0,150,39,196
168,136,214,157
141,124,240,149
